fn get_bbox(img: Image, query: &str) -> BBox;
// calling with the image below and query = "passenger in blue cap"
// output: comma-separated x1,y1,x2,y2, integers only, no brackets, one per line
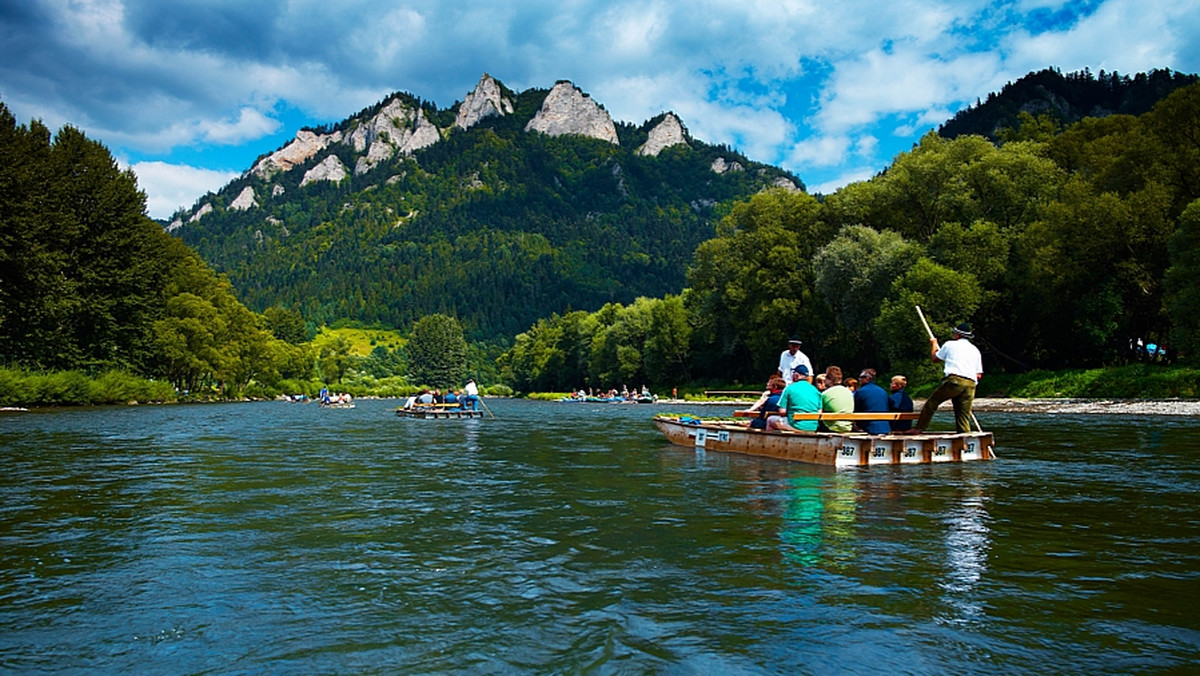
767,364,822,432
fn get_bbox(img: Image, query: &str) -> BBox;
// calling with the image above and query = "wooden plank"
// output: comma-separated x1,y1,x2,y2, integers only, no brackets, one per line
732,410,919,420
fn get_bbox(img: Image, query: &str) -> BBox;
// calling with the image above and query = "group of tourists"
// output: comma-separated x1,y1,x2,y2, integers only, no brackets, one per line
402,378,481,411
564,385,654,402
748,324,983,435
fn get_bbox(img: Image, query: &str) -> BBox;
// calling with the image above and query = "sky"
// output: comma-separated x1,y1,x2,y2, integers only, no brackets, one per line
2,0,1199,220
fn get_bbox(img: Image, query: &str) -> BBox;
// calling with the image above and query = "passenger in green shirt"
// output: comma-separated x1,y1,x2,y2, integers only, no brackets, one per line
768,365,823,432
819,365,854,433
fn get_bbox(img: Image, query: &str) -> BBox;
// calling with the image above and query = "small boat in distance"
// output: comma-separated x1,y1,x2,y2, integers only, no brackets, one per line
654,413,995,467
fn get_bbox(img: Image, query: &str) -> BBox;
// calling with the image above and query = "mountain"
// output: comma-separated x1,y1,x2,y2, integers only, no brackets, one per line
939,67,1199,140
170,74,801,341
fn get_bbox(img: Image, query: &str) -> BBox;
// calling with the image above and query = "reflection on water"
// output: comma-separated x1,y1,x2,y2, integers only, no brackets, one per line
779,473,858,568
1,401,1198,673
938,479,991,626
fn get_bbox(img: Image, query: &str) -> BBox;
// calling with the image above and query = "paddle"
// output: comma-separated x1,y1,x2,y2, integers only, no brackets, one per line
915,305,983,433
478,395,495,419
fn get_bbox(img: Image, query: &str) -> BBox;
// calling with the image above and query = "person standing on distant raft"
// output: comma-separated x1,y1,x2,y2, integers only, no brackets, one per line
777,336,813,383
463,378,480,411
908,322,983,434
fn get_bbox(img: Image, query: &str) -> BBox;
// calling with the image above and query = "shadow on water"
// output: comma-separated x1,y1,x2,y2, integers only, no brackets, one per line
1,400,1198,673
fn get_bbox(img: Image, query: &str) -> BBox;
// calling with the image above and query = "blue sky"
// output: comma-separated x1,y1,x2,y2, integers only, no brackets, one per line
3,0,1198,220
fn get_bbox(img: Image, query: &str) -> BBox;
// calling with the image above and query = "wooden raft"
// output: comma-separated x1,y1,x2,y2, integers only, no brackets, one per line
654,414,995,467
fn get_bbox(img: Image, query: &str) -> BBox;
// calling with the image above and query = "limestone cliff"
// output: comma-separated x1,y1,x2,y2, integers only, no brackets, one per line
300,155,348,186
636,113,687,156
454,74,515,130
252,129,343,178
349,99,441,175
229,186,257,211
525,82,619,145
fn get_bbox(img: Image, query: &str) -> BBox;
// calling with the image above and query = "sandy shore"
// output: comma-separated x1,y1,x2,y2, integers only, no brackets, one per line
663,397,1200,416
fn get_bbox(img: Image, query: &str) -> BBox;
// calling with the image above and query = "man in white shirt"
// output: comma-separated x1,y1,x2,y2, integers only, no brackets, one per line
777,336,813,383
463,378,480,411
909,322,984,434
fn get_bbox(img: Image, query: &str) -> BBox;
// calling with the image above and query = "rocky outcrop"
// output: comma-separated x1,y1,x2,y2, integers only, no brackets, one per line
770,177,800,191
349,99,441,175
525,82,619,145
252,129,342,178
229,186,257,211
637,113,687,156
454,74,515,130
188,203,214,223
711,157,744,174
300,155,348,186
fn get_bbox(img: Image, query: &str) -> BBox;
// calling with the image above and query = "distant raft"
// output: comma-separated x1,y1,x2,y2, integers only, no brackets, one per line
396,406,484,419
654,413,995,467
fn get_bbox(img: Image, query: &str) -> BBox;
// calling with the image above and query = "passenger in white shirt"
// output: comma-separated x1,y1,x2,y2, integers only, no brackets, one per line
777,336,813,383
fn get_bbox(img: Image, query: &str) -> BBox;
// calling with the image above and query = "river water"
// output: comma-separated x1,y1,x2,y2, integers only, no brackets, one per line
1,399,1197,673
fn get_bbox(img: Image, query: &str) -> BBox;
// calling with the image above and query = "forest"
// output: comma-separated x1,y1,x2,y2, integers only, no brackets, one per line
500,82,1200,392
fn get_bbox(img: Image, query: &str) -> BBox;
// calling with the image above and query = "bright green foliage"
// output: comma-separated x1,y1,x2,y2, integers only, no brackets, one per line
876,259,982,370
406,313,468,388
685,189,832,382
0,101,314,400
318,335,353,384
814,225,923,339
1166,200,1200,355
263,306,308,344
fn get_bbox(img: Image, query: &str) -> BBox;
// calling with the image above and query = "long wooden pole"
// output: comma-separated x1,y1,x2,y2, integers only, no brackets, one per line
915,305,983,433
479,396,495,419
916,305,935,341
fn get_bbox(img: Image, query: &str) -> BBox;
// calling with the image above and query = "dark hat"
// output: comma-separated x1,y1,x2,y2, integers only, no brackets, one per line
788,335,803,345
953,322,974,338
795,365,810,376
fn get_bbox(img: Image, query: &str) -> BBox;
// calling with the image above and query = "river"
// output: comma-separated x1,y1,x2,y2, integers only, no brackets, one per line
1,399,1197,673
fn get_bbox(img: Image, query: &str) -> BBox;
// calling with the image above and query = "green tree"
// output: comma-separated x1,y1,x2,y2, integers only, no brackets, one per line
407,313,468,388
318,335,353,384
263,306,308,344
685,189,831,381
814,226,923,360
1165,199,1200,356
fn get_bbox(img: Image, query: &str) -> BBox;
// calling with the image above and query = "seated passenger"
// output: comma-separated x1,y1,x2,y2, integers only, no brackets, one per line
819,366,854,433
853,368,891,435
888,375,914,431
767,366,822,432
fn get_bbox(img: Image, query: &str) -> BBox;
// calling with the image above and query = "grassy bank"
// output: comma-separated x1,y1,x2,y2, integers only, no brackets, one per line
0,368,177,406
968,364,1200,399
0,367,516,407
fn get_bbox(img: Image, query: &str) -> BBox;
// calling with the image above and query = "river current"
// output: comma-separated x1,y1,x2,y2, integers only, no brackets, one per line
1,398,1197,673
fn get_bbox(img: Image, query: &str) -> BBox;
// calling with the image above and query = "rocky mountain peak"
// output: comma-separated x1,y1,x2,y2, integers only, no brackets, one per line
525,81,619,145
636,113,687,156
454,73,515,131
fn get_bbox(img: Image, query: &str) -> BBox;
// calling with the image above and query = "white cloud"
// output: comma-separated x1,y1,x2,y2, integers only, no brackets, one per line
129,161,240,220
787,134,852,168
811,167,878,195
199,107,281,145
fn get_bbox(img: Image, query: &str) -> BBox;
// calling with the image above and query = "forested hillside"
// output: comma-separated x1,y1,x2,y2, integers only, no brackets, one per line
939,67,1197,140
172,77,799,341
501,82,1200,391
